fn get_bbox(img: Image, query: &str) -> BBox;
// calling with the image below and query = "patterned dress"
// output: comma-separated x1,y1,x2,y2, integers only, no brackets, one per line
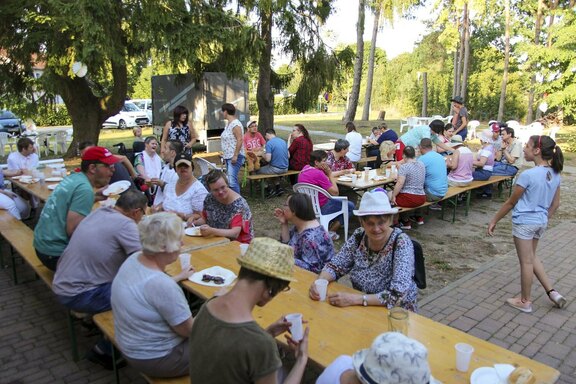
322,227,418,311
168,124,192,155
202,194,253,244
287,225,334,274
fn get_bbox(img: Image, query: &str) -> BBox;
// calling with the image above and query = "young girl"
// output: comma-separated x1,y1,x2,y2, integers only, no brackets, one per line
488,135,566,313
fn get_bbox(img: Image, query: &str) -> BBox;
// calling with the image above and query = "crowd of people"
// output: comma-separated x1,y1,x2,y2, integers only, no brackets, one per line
0,97,568,383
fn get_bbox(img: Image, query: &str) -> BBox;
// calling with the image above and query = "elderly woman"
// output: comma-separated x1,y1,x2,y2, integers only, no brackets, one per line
161,105,197,156
389,146,426,230
156,153,208,223
309,190,417,311
325,139,355,177
111,212,195,378
189,238,309,383
220,103,245,193
191,169,253,244
274,193,335,274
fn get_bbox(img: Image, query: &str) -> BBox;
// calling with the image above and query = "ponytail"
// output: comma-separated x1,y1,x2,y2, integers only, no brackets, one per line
551,145,564,174
530,135,563,174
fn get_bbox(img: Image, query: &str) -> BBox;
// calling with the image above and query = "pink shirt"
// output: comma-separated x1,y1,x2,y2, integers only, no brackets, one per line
297,165,333,207
243,132,266,151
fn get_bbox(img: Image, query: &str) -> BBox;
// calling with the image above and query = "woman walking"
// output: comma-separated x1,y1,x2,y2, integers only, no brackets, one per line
488,135,566,313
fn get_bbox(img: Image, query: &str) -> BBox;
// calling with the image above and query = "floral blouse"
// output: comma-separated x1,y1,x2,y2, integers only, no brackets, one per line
168,124,192,155
286,225,334,274
202,194,253,244
322,227,418,311
325,151,354,172
221,119,245,159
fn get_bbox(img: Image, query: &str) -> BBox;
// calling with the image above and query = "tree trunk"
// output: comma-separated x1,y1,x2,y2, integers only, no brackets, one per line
497,0,510,121
362,4,380,121
459,3,470,98
452,50,459,99
526,0,544,123
257,9,274,135
455,12,465,96
343,0,366,123
421,72,428,117
547,0,558,48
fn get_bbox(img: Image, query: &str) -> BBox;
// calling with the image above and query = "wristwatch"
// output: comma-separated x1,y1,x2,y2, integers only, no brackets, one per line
362,294,368,307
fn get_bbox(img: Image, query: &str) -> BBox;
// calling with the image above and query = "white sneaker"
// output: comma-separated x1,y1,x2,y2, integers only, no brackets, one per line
549,291,567,308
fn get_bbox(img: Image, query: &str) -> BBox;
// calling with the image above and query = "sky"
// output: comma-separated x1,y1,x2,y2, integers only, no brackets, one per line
321,0,432,60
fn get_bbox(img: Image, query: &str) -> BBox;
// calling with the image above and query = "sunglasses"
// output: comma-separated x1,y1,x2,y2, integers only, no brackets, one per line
202,274,225,285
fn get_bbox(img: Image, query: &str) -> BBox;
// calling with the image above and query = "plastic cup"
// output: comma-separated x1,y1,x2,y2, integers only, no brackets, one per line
385,168,391,178
286,313,304,341
239,243,249,256
388,307,409,335
350,174,357,184
314,279,329,301
179,253,191,271
455,343,474,372
364,167,371,182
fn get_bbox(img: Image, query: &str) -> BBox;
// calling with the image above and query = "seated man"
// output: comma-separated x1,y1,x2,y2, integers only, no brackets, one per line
33,147,119,271
415,138,448,218
255,128,289,197
0,169,30,220
79,141,137,187
7,137,39,172
191,169,254,244
297,150,355,240
493,126,522,176
243,120,266,173
152,139,183,208
367,122,398,168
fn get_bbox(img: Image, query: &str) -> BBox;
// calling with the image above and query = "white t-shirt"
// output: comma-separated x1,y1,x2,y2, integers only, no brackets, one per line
7,151,39,171
153,163,178,206
345,131,362,162
162,179,208,216
111,253,192,360
316,355,354,384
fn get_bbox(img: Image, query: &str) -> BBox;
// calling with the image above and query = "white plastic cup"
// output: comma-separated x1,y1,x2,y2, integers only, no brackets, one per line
239,243,249,256
286,313,304,341
385,168,391,178
179,253,191,271
455,343,474,372
391,164,397,175
314,279,329,301
350,174,358,184
363,167,371,182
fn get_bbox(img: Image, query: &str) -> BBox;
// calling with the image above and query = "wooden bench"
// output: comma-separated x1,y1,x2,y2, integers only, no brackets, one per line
93,311,190,384
245,170,300,199
0,211,80,361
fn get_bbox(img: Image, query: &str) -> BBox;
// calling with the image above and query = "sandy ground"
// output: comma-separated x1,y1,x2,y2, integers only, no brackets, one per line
246,165,576,300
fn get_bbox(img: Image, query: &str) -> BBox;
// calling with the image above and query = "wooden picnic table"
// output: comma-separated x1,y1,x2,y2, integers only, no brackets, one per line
181,232,229,252
165,242,559,383
336,168,395,191
9,167,65,202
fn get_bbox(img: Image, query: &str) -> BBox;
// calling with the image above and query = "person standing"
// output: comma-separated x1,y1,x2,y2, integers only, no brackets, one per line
344,122,362,164
488,135,566,313
220,103,245,194
161,105,197,156
450,96,469,140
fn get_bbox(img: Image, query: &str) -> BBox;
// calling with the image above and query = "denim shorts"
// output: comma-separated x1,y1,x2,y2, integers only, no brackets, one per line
512,224,546,240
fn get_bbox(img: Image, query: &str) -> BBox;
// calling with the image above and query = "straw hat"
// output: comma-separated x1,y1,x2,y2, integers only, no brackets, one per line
353,332,439,384
449,135,464,147
353,190,398,216
237,237,296,282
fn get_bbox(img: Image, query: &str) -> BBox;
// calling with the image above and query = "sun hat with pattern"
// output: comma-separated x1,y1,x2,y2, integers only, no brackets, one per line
353,332,439,384
353,189,398,216
237,237,297,282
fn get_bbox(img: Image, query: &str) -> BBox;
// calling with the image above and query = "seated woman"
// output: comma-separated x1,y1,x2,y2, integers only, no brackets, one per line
317,332,438,384
0,169,30,220
189,238,309,383
274,193,334,273
111,212,195,378
447,137,474,187
135,136,163,203
473,131,496,198
191,169,253,244
325,139,355,177
288,124,313,184
389,146,426,230
309,190,417,311
156,153,208,222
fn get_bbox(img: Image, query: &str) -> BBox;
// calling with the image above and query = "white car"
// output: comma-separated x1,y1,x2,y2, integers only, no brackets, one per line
102,101,150,129
130,99,153,124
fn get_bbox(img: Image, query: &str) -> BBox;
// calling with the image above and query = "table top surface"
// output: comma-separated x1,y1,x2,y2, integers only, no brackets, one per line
336,168,396,190
9,168,64,202
165,242,559,383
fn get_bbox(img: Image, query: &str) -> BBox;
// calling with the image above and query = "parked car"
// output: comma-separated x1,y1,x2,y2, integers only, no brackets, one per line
0,110,24,135
129,99,153,124
102,101,150,129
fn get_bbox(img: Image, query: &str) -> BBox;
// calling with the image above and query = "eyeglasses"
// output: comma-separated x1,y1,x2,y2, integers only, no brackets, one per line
269,285,291,297
202,274,225,285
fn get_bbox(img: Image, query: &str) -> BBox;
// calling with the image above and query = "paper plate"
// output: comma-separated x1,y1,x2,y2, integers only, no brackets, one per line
189,266,237,287
185,227,202,237
47,184,58,190
45,177,63,182
470,367,500,384
338,176,352,182
11,175,23,180
103,180,131,196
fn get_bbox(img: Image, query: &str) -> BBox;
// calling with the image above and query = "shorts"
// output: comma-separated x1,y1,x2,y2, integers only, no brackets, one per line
512,224,546,240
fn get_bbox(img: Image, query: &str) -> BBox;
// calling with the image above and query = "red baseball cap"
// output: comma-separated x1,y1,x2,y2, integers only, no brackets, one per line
491,123,501,133
81,146,119,165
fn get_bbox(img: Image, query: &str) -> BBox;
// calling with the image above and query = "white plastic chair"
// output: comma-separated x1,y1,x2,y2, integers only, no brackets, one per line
52,131,68,154
194,157,222,177
506,120,520,128
399,117,418,133
0,132,13,157
549,125,560,141
35,133,50,157
431,115,443,120
293,182,349,241
468,120,480,139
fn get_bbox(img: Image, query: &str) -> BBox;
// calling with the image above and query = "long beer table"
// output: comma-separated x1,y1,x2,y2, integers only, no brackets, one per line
166,242,559,383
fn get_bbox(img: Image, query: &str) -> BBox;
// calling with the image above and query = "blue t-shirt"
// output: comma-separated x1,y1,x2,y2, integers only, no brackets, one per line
418,151,448,197
265,136,289,169
400,125,440,147
377,129,398,144
512,167,561,225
